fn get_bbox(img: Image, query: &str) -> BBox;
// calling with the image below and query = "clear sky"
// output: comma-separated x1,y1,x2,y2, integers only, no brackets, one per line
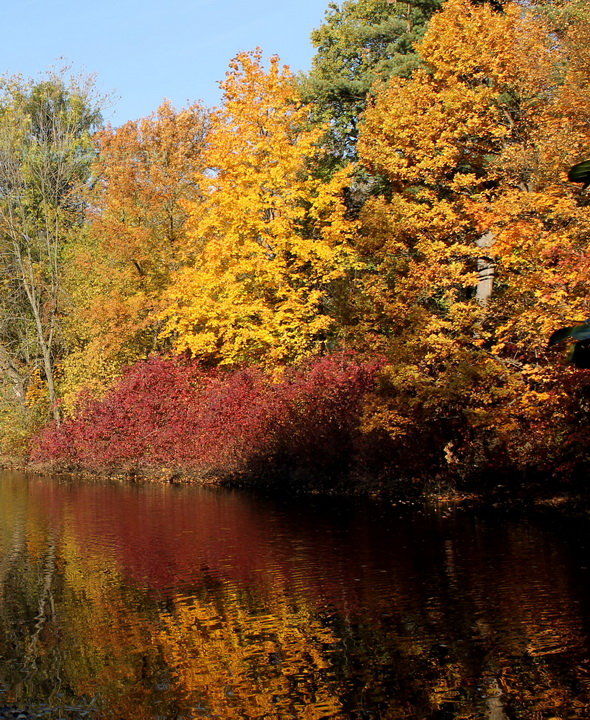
1,0,329,126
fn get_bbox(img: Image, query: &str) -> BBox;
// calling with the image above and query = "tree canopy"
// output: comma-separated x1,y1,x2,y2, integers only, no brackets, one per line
161,51,358,366
300,0,440,165
0,73,101,437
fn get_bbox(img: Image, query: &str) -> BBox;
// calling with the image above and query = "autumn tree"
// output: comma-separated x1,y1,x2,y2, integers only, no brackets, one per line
299,0,440,165
62,101,209,408
162,51,358,367
0,73,101,433
356,0,590,473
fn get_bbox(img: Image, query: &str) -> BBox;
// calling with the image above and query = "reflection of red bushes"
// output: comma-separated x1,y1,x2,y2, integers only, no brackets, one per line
31,353,382,480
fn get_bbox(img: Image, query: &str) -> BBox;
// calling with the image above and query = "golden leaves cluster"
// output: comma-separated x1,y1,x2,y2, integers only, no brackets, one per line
356,0,590,466
162,50,358,366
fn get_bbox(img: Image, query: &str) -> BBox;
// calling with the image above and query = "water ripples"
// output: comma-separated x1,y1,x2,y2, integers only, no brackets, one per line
0,473,588,718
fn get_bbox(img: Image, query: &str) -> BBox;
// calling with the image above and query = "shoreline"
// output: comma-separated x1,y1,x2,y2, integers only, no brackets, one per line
6,456,589,515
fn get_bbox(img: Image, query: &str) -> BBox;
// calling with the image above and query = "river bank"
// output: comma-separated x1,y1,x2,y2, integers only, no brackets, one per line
10,453,589,517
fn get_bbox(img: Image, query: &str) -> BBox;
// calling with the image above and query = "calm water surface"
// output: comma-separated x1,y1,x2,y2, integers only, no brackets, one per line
0,472,589,719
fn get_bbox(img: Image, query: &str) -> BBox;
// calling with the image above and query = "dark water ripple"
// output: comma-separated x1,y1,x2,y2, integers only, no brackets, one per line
0,472,589,719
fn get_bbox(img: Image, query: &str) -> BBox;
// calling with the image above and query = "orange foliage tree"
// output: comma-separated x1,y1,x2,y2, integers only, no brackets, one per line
62,101,209,407
356,0,590,475
161,50,359,367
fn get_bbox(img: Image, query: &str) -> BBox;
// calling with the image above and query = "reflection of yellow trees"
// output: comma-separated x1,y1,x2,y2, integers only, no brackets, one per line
0,476,27,576
485,539,590,720
55,535,347,719
2,477,590,720
58,525,168,720
157,575,343,719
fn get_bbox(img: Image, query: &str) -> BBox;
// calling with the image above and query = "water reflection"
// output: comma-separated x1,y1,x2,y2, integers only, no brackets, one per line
0,472,589,719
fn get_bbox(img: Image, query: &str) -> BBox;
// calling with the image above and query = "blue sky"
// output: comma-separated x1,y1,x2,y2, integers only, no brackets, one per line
2,0,329,126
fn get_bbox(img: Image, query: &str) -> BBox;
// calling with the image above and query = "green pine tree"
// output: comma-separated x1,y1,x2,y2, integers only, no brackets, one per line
300,0,441,166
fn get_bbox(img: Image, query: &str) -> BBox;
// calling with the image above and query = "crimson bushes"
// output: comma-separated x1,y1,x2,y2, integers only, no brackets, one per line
31,353,382,484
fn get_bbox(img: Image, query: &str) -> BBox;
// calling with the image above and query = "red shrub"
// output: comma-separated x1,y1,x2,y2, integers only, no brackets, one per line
31,353,383,483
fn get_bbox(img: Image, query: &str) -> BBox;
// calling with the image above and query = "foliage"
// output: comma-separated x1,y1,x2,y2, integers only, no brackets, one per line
300,0,440,166
13,0,590,488
161,51,359,367
31,353,382,484
0,72,101,426
61,101,209,410
355,0,590,477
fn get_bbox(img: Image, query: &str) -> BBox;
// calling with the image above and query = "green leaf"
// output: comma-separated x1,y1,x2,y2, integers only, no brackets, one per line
571,338,590,369
549,321,590,346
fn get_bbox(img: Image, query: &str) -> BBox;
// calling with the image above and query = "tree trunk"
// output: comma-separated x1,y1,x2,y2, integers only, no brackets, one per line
476,231,496,306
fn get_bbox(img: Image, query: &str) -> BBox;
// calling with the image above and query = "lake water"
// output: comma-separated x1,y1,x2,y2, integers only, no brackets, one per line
0,472,588,719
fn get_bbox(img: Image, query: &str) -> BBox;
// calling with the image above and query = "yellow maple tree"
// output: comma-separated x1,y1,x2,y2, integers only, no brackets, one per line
161,50,358,366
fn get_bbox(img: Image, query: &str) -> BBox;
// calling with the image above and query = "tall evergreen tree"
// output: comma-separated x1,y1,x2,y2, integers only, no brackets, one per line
300,0,441,165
